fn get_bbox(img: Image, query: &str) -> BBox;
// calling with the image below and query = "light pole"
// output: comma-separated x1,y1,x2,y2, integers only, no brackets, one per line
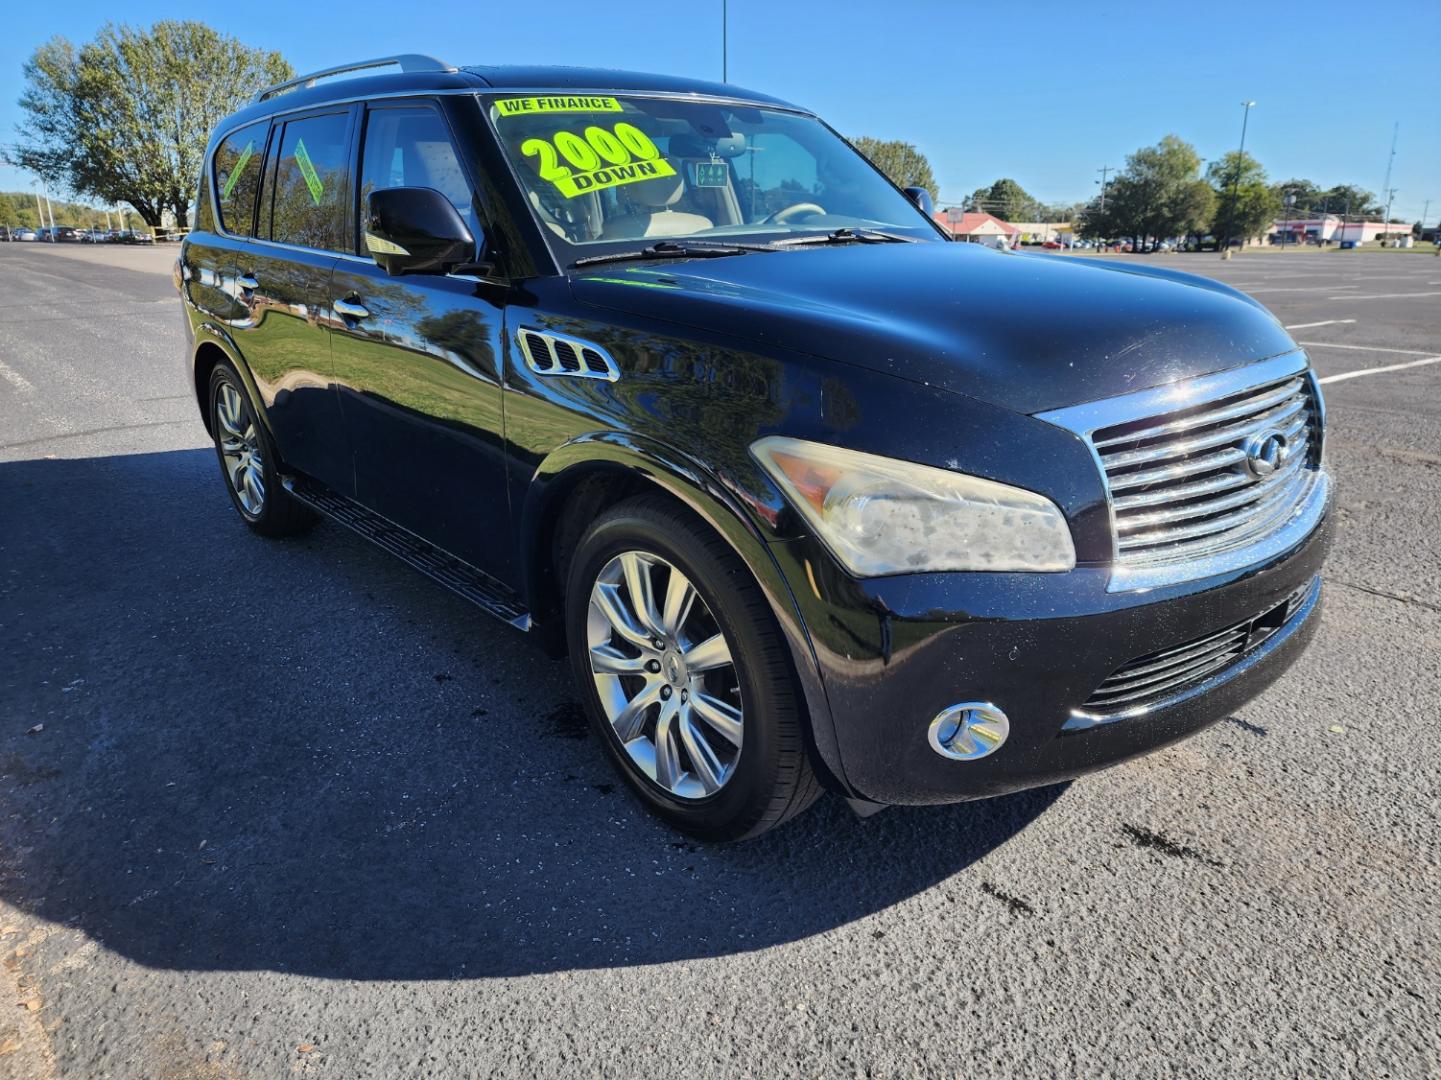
1224,101,1256,251
1282,193,1296,251
721,0,728,82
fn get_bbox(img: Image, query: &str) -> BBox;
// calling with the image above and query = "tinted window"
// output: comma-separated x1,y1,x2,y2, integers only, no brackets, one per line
269,112,351,252
213,120,268,236
359,106,476,249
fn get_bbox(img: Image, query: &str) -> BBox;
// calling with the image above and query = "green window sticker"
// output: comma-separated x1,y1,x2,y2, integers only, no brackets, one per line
294,138,325,205
694,162,729,188
221,141,254,200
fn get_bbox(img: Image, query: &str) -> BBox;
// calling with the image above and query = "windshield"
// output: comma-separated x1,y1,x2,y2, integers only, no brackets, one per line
484,94,942,263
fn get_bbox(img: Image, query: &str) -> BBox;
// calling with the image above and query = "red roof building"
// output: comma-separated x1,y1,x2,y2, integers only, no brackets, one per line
931,209,1020,242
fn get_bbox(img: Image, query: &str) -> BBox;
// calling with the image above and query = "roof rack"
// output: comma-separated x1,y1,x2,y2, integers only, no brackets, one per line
253,54,457,104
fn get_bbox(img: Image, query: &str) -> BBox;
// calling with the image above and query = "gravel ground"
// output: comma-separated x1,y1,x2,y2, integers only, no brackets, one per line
0,243,1437,1079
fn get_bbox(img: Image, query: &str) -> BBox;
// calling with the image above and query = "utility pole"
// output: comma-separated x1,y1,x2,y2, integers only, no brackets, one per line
1224,101,1256,250
722,0,728,82
1096,165,1112,211
1384,187,1398,241
1380,122,1397,220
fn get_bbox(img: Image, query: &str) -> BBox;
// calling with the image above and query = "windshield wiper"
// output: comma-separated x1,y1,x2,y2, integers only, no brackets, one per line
572,240,775,268
771,228,917,248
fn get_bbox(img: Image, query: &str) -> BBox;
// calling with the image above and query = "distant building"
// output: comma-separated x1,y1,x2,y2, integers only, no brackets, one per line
932,209,1019,244
1008,221,1074,243
1267,214,1411,246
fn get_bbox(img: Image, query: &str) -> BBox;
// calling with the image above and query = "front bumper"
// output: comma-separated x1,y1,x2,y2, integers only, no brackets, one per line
776,502,1332,806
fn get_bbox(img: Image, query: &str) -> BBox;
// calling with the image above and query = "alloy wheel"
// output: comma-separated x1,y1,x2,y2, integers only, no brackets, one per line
215,382,266,516
586,551,744,800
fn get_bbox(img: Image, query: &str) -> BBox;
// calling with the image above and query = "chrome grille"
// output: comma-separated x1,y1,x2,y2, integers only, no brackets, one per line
1082,579,1314,715
1091,367,1321,571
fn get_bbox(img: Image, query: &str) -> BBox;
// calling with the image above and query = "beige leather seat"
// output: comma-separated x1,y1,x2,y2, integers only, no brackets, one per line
600,173,712,240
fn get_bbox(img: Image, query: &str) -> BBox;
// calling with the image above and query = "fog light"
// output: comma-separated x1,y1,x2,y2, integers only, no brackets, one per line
928,702,1009,761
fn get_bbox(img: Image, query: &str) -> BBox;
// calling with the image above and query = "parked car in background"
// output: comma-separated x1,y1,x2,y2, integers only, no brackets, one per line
182,55,1331,840
0,225,11,242
1041,240,1062,250
14,227,39,241
114,229,155,244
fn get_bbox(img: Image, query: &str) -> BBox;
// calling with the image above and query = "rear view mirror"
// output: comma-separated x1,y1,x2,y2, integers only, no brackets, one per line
364,187,477,276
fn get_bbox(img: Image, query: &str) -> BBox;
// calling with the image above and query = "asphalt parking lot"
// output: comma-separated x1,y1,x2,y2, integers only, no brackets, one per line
1,241,1437,1079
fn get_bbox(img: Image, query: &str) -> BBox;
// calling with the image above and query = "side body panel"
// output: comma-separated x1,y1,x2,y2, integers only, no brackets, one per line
329,264,512,580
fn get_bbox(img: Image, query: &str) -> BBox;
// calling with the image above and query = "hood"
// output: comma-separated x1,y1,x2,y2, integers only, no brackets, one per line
569,242,1297,415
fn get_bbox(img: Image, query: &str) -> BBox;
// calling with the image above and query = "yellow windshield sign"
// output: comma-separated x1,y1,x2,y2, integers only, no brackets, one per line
552,158,677,199
522,121,676,199
497,96,621,116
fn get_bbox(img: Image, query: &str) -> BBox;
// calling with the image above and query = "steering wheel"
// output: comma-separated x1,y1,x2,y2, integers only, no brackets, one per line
762,202,826,225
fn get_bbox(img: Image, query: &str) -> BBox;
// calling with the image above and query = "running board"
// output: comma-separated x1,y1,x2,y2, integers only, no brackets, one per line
285,476,530,630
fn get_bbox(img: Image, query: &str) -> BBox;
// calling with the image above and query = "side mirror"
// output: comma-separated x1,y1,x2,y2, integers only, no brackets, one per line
364,187,477,276
904,186,935,215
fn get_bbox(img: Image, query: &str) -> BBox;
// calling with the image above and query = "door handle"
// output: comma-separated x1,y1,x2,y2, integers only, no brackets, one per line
333,298,371,320
236,273,258,291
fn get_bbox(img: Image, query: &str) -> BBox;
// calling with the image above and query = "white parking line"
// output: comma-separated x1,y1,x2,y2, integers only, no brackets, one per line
1245,285,1360,293
0,357,34,393
1317,356,1441,384
1285,319,1356,330
1298,341,1433,355
1328,291,1441,300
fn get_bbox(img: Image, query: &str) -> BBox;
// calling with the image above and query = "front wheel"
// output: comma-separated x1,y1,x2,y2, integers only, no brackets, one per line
565,496,821,841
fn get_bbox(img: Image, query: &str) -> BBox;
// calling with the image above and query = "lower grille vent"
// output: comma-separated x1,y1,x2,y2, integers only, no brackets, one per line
1082,579,1315,716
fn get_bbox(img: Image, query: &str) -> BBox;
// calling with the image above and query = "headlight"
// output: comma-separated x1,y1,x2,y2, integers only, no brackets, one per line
751,436,1076,576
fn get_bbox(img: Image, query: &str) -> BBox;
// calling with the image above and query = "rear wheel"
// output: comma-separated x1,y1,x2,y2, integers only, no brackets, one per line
207,362,316,537
566,495,821,841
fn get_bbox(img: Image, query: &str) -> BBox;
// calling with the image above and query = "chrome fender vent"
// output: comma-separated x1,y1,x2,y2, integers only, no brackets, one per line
516,328,619,382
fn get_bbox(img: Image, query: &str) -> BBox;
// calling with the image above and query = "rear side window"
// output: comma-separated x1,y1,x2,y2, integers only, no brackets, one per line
213,121,269,236
268,112,351,252
358,106,477,250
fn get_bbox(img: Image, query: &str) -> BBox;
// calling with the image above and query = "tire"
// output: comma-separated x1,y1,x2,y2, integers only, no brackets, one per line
565,494,821,841
207,361,316,538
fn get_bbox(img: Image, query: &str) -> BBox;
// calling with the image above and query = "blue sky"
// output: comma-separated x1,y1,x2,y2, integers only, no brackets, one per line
2,0,1438,222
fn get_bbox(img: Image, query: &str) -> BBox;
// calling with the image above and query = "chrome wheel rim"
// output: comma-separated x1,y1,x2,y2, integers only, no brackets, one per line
215,383,265,516
587,551,744,800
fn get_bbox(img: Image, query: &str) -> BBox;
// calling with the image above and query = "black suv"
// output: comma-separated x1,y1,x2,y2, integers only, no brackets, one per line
180,55,1331,840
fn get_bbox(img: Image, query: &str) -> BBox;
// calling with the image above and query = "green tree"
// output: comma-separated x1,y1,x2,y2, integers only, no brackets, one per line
17,21,291,227
1088,135,1213,246
1208,150,1280,245
1316,183,1381,218
1270,177,1322,209
966,178,1033,221
849,137,937,193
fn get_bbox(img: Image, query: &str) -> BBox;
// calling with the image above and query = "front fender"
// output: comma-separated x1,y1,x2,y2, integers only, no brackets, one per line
521,431,851,795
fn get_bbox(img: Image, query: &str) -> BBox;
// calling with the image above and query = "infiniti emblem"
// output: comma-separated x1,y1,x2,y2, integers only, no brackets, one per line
1241,428,1289,478
664,652,684,684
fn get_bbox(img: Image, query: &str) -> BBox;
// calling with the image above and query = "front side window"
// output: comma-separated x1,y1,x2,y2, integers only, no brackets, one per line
484,94,940,264
358,105,478,251
213,120,269,236
268,112,351,252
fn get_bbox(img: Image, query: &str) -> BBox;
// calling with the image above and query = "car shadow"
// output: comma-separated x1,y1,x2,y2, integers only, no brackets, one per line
0,450,1065,980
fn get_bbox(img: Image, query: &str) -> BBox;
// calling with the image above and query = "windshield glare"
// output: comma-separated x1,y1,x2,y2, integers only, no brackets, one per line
485,94,940,261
